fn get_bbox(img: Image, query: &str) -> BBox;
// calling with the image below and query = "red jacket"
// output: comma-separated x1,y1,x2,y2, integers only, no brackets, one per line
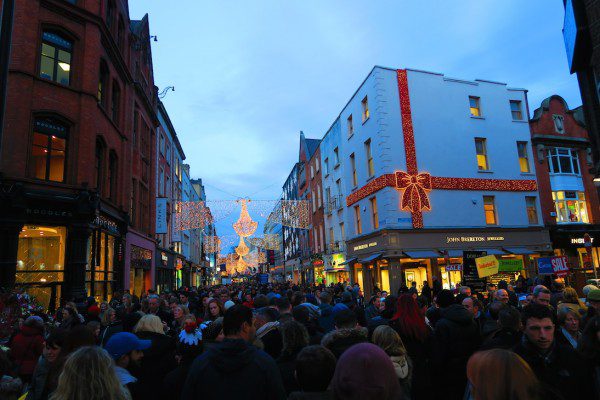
10,325,44,376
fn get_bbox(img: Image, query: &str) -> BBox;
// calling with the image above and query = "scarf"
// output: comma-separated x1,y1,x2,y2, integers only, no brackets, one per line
256,321,279,339
560,327,579,349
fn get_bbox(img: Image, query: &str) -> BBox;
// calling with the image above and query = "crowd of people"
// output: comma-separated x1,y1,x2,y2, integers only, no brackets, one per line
0,277,599,400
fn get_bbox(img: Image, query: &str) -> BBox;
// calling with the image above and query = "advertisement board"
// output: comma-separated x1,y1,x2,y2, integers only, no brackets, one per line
156,198,168,234
475,255,500,278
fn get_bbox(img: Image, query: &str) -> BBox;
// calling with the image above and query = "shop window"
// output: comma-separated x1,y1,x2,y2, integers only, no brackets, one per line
469,96,481,117
347,114,354,137
111,81,121,124
87,230,116,302
526,196,538,225
108,151,118,201
548,147,580,175
98,60,109,107
365,139,374,177
350,153,357,187
552,191,589,223
370,197,379,230
510,100,523,120
16,226,66,311
483,196,497,225
354,205,362,235
517,141,530,173
475,138,489,171
31,118,67,182
95,138,106,195
40,31,72,86
361,96,370,122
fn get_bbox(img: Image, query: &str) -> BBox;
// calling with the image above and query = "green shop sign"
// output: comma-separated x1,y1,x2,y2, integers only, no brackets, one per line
498,259,523,272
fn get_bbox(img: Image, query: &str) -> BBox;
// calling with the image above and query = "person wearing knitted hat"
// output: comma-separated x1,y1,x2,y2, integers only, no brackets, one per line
331,342,402,400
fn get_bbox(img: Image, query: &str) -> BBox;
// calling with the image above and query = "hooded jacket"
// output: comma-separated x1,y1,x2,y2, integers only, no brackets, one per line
321,327,368,360
431,304,480,399
181,338,285,400
10,325,45,376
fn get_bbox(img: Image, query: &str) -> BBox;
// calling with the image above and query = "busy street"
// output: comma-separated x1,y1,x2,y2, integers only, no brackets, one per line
1,0,600,399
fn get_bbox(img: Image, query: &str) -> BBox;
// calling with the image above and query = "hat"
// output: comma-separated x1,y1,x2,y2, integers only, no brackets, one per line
341,291,354,304
104,332,151,360
587,289,600,302
331,303,349,317
583,284,599,297
224,300,235,310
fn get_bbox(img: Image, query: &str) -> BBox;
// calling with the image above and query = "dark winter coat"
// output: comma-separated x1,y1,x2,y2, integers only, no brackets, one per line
479,328,521,350
258,326,283,360
364,304,380,324
26,355,62,400
288,391,334,400
161,363,192,400
277,351,301,395
432,304,480,400
134,331,177,400
514,338,594,400
181,338,286,400
99,322,123,346
318,304,334,333
320,327,368,360
9,325,44,377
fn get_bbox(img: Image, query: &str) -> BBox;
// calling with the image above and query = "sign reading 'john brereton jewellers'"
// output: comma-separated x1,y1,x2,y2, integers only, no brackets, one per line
446,236,504,244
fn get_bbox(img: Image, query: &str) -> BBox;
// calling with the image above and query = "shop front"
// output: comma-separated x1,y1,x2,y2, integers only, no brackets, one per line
347,228,551,297
155,249,175,294
313,259,325,285
175,257,185,289
126,230,154,297
550,226,600,289
270,265,284,282
324,253,351,286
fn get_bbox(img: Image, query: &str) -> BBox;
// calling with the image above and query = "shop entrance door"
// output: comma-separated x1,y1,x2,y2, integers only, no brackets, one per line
130,268,146,297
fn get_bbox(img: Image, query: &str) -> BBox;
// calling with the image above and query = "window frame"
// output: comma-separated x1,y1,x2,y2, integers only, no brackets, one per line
525,196,538,225
510,100,523,120
483,196,497,225
475,138,489,171
469,96,481,117
552,190,589,223
347,114,354,137
361,96,370,123
370,197,379,230
354,205,362,235
548,147,580,175
517,141,530,173
39,31,73,86
365,139,374,177
350,153,357,187
30,118,68,183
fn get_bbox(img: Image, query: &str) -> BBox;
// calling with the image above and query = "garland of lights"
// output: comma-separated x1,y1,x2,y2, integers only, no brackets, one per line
346,69,538,229
202,235,221,254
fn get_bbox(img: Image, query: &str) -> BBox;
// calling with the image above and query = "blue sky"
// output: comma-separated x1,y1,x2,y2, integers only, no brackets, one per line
129,0,579,241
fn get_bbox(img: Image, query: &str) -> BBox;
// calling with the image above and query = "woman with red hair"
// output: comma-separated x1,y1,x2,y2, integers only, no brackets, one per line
390,294,434,400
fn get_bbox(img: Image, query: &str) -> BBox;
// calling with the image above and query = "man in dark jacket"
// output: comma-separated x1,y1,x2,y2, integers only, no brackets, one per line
432,290,480,400
254,307,283,359
181,305,285,400
318,292,335,333
480,307,521,350
321,309,368,359
514,304,593,399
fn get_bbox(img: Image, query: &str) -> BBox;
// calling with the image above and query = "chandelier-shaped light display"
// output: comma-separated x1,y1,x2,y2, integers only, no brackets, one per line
233,199,258,237
235,237,249,257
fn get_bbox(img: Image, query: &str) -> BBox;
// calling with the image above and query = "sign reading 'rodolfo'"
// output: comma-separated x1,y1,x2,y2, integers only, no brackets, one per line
446,236,504,244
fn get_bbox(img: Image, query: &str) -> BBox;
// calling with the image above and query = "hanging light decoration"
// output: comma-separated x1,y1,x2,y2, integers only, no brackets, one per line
203,235,221,254
235,237,249,257
233,199,258,237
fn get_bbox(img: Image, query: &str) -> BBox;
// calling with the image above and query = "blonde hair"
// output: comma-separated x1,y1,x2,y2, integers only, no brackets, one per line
134,314,164,334
49,346,131,400
561,287,587,309
467,349,539,400
101,308,116,327
372,325,407,356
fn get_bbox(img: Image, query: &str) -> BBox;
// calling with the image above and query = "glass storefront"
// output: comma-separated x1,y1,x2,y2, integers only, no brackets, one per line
439,266,463,290
86,230,117,302
16,226,66,311
130,245,152,297
552,191,589,223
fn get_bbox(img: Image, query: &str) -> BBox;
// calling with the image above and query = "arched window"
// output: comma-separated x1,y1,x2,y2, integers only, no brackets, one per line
108,150,118,201
40,31,73,86
95,138,106,195
31,118,68,182
111,80,120,124
98,60,109,107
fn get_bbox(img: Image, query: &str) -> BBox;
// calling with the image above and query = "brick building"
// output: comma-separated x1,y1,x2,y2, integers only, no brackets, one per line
0,0,157,310
307,145,325,284
530,95,600,285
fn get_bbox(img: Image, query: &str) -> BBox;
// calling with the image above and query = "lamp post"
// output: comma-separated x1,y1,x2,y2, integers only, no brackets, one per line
0,0,15,168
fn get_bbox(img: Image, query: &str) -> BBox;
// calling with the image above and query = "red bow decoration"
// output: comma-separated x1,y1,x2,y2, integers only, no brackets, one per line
395,171,432,212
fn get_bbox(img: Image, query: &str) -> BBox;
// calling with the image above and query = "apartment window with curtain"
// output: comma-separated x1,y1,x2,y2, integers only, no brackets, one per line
31,118,68,182
350,153,357,187
310,164,314,179
325,187,331,210
365,139,374,177
526,197,538,225
469,96,481,117
40,32,73,86
347,114,354,136
510,100,523,120
552,191,589,223
370,197,379,229
315,157,320,173
361,96,370,122
317,186,322,208
483,196,497,225
475,138,489,171
354,205,362,234
517,142,530,173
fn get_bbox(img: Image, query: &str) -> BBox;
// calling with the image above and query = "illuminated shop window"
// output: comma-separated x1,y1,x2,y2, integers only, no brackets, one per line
552,191,589,223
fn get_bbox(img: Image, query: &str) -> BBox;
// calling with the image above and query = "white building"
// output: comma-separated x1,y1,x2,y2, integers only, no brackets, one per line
322,66,551,296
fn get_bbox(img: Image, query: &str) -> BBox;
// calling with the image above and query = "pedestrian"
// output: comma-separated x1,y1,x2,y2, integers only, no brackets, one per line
555,308,582,350
557,287,587,316
0,349,22,400
132,315,177,400
421,281,432,302
321,309,368,359
48,346,131,400
431,289,480,399
288,345,336,400
58,307,80,330
147,296,173,326
100,307,122,346
9,315,45,384
317,292,335,333
170,305,190,334
372,325,411,399
531,286,551,307
367,295,397,338
364,295,381,325
330,342,402,400
254,307,283,359
578,316,600,397
203,298,224,323
277,320,310,394
292,305,324,345
513,304,594,399
26,329,68,400
466,349,540,400
480,307,522,350
104,332,151,399
181,304,285,400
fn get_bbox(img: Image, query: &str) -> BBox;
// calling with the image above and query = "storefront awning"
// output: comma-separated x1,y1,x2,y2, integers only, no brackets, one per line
403,250,440,259
503,247,535,255
444,250,464,258
339,257,358,266
359,252,384,263
480,249,507,255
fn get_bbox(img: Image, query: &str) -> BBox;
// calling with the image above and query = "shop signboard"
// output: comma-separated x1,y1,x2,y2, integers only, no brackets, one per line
463,251,487,291
498,259,523,273
445,264,462,272
537,257,554,274
156,198,168,234
551,256,569,277
475,255,500,278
